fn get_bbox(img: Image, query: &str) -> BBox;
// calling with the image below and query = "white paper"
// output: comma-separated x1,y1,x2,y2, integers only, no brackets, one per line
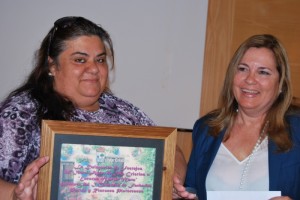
207,191,281,200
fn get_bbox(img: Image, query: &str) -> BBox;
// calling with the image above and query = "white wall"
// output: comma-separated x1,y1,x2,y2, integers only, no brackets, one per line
0,0,208,129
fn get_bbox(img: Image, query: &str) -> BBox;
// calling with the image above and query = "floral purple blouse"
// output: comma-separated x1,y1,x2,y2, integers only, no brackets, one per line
0,91,154,183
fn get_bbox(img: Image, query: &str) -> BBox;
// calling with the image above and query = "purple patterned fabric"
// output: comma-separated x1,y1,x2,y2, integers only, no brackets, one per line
0,91,154,183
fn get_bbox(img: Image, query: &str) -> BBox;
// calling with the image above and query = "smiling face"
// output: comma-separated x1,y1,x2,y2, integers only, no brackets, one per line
50,35,108,111
233,47,280,116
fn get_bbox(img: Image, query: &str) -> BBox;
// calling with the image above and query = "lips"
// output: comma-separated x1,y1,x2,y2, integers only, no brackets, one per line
82,78,99,82
241,89,259,98
242,88,259,94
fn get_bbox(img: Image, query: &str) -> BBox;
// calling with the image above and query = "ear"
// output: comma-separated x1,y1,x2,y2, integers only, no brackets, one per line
48,56,57,76
278,86,283,96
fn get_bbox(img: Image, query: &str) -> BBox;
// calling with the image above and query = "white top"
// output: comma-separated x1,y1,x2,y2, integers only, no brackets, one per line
206,137,269,191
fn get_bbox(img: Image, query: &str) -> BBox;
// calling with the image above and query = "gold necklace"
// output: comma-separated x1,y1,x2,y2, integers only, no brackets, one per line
239,120,269,190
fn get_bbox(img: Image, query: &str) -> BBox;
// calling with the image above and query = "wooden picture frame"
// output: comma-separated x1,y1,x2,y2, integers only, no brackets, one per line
37,120,177,200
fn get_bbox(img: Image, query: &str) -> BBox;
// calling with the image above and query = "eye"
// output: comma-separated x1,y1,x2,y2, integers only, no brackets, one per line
96,57,106,63
258,70,271,75
74,58,86,63
237,65,248,72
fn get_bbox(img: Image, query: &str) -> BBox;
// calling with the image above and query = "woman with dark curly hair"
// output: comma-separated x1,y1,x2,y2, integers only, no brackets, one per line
0,16,158,199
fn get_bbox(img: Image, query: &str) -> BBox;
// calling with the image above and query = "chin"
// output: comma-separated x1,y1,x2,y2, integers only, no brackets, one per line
82,88,103,95
81,91,101,98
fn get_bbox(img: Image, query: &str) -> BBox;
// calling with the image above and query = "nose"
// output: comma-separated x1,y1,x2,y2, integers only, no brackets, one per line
245,71,256,84
87,61,100,74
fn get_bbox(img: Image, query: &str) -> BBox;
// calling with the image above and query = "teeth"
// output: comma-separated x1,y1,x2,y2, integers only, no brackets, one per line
242,89,258,94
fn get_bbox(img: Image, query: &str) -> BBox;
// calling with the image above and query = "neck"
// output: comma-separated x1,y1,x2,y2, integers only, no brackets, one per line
235,110,267,127
76,101,100,111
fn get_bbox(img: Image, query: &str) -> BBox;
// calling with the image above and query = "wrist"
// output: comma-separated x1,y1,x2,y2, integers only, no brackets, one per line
10,184,17,200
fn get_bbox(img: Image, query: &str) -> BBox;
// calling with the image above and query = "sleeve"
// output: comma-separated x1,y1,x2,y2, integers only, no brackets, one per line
129,105,155,126
0,95,40,183
184,119,201,188
105,93,156,126
184,115,213,199
279,115,300,198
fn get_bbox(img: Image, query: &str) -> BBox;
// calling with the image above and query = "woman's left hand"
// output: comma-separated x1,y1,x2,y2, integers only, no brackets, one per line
13,156,49,200
269,196,292,200
172,174,197,199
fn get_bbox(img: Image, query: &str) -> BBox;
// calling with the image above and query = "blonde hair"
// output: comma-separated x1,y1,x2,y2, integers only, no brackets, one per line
207,34,293,151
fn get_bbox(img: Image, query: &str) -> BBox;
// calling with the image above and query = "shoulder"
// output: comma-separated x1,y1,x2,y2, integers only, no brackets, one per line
191,114,224,158
0,91,38,126
286,113,300,142
193,114,214,132
192,114,215,142
286,113,300,129
99,92,155,126
0,91,37,113
100,92,136,108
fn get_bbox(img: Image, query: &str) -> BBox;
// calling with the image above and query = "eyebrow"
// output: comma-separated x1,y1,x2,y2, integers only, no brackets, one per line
238,63,272,70
238,63,249,66
71,51,106,57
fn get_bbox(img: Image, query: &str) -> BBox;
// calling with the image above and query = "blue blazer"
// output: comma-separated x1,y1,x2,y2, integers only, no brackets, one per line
185,114,300,200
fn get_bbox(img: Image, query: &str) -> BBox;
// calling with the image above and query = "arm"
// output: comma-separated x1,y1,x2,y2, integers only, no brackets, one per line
0,179,15,200
173,176,197,199
0,93,43,199
173,118,209,199
174,145,187,183
172,146,197,199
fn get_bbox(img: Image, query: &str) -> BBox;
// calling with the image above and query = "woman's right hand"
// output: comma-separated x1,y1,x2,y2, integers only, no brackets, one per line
173,174,198,199
13,156,49,200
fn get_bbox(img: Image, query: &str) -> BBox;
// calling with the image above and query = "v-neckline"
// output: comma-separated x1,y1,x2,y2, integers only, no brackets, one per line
221,143,248,164
221,137,267,164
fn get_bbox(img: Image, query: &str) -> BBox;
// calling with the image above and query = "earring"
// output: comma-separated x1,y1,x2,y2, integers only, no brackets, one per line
48,72,53,76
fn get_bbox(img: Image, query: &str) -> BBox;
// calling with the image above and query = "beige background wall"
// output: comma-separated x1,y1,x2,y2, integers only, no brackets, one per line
0,0,208,129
